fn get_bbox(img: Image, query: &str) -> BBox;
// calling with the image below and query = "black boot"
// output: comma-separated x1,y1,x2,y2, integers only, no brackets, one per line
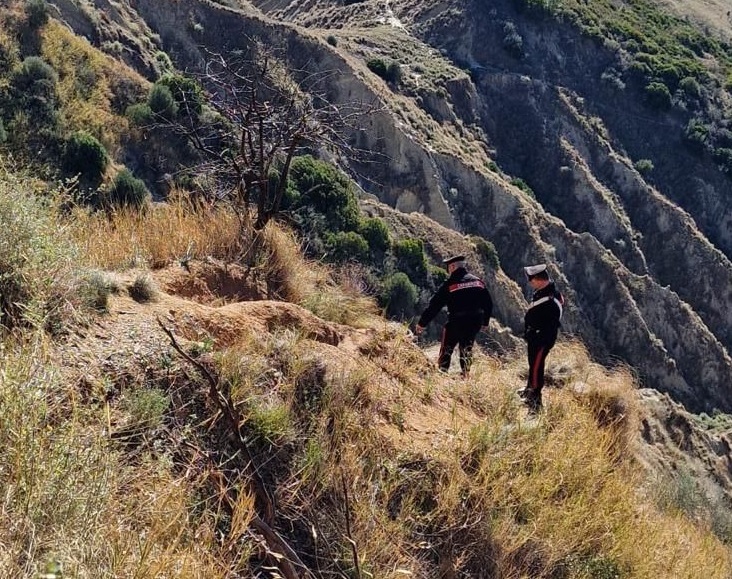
524,388,542,414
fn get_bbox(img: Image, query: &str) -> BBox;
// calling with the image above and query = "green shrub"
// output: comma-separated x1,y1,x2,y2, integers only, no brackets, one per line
634,158,654,174
394,238,428,281
325,231,370,263
326,35,338,47
24,0,49,30
367,58,388,79
503,22,524,57
510,177,535,198
644,81,672,109
289,156,360,232
80,270,120,312
153,51,174,77
713,148,732,175
10,56,58,127
157,73,204,116
684,118,709,152
367,58,402,84
428,264,448,286
63,131,108,182
471,235,500,270
121,387,169,428
126,102,153,126
380,272,419,320
148,83,178,120
359,217,390,254
679,76,701,98
108,169,151,209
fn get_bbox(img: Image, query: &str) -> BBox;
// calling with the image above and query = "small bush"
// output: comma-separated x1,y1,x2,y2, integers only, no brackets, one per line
367,58,388,78
359,217,390,254
10,56,59,128
684,118,709,152
644,81,672,109
713,148,732,175
108,169,151,209
148,83,178,120
326,35,338,47
289,156,360,232
128,273,157,303
325,231,370,263
679,76,701,98
63,131,108,182
380,272,419,320
428,264,448,286
510,177,535,198
157,73,204,116
121,387,169,428
394,237,428,281
80,270,120,312
503,22,524,57
24,0,49,30
471,235,500,270
634,158,654,174
126,102,154,126
367,58,402,84
153,51,173,76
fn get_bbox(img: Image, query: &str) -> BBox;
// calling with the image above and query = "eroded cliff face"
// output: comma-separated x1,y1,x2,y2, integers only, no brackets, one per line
48,0,732,413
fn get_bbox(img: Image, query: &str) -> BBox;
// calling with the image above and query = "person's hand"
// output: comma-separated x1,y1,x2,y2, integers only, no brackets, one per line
415,324,425,335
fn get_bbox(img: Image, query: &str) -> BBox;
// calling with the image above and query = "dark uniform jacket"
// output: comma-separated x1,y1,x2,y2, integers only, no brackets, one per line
524,281,563,345
418,268,493,327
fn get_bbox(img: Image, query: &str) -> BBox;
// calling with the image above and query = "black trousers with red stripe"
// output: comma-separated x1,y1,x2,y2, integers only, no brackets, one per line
526,339,555,393
438,318,483,376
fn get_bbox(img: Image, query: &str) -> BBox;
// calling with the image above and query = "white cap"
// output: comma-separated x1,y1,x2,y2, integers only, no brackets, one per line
524,264,547,277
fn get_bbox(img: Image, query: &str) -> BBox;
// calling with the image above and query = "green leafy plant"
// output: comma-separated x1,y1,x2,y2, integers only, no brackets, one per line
380,272,419,320
359,216,391,255
108,169,150,209
325,230,370,263
63,131,108,183
148,82,178,120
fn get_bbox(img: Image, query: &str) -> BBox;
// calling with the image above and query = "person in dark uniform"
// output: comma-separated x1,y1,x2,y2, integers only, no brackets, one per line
520,264,564,413
415,255,493,377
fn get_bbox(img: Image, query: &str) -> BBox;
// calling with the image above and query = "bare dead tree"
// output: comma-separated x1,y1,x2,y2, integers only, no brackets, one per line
163,43,376,234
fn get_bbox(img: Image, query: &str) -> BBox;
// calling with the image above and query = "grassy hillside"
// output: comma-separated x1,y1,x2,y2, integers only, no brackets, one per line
2,1,732,576
0,164,731,577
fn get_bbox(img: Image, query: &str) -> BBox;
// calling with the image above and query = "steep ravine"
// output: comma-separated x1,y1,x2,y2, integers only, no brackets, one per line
50,0,732,412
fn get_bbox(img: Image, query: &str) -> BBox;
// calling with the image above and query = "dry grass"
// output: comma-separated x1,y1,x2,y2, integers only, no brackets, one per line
0,334,252,578
41,21,146,154
67,197,241,270
259,222,379,326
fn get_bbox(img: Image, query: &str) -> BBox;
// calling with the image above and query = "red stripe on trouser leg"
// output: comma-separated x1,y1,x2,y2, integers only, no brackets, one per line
438,327,447,366
531,346,545,389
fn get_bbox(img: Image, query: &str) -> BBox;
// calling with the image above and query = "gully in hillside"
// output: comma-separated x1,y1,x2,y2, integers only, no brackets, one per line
415,255,493,378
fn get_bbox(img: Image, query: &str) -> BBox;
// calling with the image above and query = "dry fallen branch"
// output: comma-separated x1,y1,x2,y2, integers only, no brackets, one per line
157,317,315,579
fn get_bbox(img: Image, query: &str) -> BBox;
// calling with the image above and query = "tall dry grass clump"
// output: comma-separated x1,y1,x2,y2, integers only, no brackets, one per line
259,222,378,326
0,335,247,578
0,169,79,331
68,195,240,270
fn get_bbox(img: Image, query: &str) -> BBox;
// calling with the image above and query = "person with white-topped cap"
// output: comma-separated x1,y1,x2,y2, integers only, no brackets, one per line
415,255,493,378
520,263,564,413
